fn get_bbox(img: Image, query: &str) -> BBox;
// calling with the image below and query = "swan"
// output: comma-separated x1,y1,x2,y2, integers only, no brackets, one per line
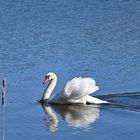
42,72,109,104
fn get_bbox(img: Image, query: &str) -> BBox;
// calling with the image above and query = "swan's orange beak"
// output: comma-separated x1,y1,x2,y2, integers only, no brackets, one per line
43,76,49,84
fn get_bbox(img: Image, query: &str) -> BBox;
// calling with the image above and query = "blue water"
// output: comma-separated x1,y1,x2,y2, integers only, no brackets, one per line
0,0,140,139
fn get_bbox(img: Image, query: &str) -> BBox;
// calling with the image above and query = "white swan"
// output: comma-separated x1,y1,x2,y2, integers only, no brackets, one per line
42,72,108,104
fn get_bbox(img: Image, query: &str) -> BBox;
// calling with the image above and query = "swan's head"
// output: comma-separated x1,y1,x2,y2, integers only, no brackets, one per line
43,72,57,84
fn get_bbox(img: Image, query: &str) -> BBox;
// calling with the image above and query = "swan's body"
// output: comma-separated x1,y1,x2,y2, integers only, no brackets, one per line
42,72,108,104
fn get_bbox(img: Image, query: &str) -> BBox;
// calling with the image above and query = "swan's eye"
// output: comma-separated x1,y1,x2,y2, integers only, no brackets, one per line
43,76,50,84
46,76,50,79
47,75,51,80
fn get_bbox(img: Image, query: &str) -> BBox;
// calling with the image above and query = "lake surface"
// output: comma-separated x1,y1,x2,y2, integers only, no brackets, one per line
0,0,140,140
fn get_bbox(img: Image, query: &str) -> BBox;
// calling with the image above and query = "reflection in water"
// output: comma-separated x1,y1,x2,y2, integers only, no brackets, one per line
41,92,140,132
42,105,59,132
2,107,5,140
42,104,101,132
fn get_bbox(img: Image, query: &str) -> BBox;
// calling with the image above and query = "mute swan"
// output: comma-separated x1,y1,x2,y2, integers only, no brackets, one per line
42,72,109,104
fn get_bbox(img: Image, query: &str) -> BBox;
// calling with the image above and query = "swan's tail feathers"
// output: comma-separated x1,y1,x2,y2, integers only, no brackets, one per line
84,95,109,104
62,77,99,100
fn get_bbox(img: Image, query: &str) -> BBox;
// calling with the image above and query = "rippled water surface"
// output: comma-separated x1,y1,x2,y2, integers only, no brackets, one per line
0,0,140,140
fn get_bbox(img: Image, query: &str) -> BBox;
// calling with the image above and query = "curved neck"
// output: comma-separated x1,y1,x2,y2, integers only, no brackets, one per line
42,76,57,100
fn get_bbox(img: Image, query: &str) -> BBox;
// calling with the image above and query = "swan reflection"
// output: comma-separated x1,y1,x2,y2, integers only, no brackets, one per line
42,104,101,132
43,105,59,132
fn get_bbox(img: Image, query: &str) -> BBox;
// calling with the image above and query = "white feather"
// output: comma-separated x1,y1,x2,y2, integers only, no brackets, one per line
62,77,99,100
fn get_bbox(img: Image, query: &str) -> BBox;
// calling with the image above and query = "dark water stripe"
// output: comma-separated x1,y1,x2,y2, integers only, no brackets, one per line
96,91,140,98
95,92,140,112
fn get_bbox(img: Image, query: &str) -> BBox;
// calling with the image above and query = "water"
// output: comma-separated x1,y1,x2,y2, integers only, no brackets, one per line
0,0,140,139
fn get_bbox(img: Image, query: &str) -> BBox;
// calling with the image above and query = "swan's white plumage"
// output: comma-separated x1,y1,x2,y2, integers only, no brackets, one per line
43,72,108,104
62,77,99,100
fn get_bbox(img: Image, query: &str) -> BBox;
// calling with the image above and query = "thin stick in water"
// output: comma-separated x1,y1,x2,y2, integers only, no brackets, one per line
2,79,6,107
2,79,6,140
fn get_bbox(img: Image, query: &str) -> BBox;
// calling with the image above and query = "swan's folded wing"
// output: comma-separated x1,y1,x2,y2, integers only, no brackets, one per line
62,77,99,100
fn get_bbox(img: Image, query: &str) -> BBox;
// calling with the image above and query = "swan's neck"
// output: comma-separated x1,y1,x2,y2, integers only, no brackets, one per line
42,77,57,100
